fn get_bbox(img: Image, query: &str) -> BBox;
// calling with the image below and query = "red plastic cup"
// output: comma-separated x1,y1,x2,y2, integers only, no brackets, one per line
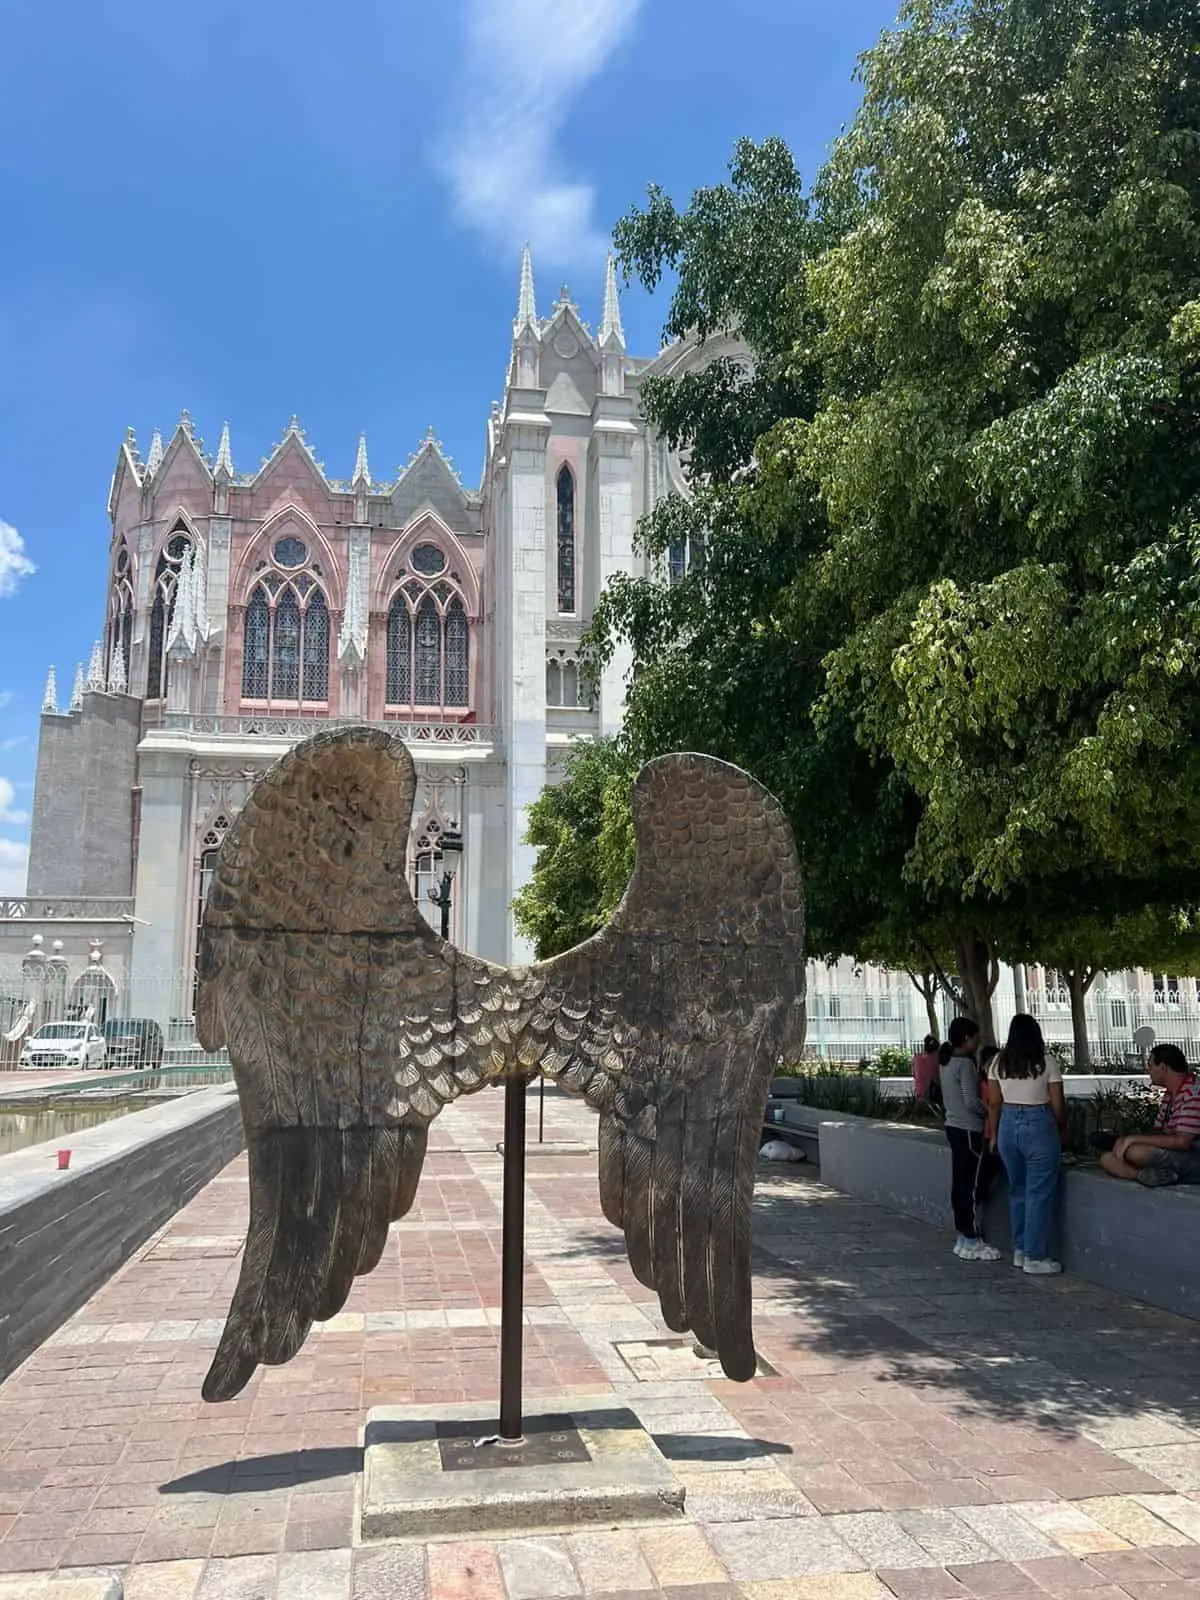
57,1150,71,1170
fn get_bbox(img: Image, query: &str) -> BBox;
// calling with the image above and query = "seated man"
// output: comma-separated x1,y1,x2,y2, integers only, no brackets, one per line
1100,1043,1200,1187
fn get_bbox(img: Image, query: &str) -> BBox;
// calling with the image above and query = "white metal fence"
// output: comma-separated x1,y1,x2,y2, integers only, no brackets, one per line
6,963,1196,1073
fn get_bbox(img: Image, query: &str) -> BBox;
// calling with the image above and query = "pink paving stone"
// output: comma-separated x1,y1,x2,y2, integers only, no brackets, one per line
877,1571,971,1598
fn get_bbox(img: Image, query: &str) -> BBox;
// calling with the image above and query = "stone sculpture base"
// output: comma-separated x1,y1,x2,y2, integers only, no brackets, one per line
360,1402,686,1540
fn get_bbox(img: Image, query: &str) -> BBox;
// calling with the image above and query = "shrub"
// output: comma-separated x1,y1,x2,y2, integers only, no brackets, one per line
868,1044,913,1078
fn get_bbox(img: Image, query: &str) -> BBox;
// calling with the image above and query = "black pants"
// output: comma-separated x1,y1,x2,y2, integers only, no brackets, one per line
945,1126,995,1239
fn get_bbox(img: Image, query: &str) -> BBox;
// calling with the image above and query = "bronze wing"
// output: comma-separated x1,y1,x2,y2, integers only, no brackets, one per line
195,728,516,1401
529,751,805,1380
198,729,804,1400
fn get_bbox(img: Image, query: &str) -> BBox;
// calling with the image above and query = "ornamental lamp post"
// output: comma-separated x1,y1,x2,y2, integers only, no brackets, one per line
428,826,463,942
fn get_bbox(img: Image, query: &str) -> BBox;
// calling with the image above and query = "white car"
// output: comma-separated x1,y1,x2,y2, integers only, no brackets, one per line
20,1021,107,1070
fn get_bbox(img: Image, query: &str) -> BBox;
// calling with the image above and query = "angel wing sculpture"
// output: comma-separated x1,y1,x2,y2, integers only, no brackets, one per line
197,727,804,1403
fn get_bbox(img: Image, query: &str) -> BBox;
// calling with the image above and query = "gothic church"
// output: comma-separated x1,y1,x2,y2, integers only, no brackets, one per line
22,251,734,1019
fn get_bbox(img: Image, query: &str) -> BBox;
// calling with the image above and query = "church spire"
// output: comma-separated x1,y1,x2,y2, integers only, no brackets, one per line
192,541,210,643
515,243,537,334
107,643,127,695
352,432,370,487
85,640,106,693
41,667,57,715
214,421,234,479
167,548,197,656
337,543,368,667
145,429,164,477
600,252,625,349
70,664,84,712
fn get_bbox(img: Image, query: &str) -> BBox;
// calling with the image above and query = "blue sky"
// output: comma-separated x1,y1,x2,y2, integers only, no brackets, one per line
0,0,897,892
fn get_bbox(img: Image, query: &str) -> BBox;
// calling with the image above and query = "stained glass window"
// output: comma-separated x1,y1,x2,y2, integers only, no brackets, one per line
240,582,328,703
301,590,329,701
273,590,301,700
386,587,472,710
668,539,687,587
444,598,469,706
107,580,134,689
415,594,441,704
386,598,412,704
146,536,189,699
411,543,446,576
556,465,575,613
273,536,308,568
242,588,270,698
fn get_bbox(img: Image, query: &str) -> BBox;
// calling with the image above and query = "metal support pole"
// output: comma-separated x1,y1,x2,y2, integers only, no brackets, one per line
538,1073,545,1144
498,1073,527,1442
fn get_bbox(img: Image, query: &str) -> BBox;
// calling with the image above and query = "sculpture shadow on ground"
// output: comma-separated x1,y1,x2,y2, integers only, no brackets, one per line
161,1445,363,1496
744,1168,1200,1440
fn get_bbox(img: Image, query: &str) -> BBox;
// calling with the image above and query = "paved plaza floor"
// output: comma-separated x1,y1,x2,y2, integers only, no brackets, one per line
2,1088,1200,1599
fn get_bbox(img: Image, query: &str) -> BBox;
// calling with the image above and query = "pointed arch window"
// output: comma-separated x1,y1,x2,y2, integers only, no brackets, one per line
385,581,471,711
546,653,582,707
107,554,134,689
146,530,192,699
386,599,412,704
240,579,330,704
556,465,576,614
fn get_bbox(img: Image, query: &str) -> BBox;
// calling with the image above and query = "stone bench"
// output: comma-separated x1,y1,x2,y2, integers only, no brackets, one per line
818,1117,1200,1320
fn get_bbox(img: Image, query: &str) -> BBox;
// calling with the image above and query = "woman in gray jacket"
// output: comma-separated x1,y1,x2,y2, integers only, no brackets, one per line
941,1017,1001,1261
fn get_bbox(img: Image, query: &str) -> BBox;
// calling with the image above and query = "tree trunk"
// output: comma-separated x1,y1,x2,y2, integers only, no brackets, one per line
1066,967,1095,1070
906,970,941,1038
953,930,997,1047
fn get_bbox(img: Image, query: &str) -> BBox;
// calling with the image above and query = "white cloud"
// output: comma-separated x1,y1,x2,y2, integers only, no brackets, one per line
439,0,643,269
0,838,28,896
0,520,34,598
0,777,29,828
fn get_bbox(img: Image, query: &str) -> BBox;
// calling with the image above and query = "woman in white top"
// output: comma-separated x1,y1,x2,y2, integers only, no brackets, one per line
986,1013,1067,1275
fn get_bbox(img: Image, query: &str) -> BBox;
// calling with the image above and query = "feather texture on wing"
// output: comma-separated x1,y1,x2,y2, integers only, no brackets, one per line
198,728,803,1400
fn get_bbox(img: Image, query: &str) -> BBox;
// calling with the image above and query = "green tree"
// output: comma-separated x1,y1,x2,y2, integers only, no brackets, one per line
797,0,1200,962
512,738,636,959
594,137,1015,1035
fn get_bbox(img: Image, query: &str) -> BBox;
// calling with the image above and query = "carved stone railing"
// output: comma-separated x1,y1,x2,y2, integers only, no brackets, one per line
1,898,135,922
160,714,499,746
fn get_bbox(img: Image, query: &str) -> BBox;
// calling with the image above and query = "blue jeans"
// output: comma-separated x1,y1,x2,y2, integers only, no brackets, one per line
997,1104,1061,1260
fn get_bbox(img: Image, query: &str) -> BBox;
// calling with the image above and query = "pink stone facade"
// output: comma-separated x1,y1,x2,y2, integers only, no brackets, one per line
104,422,488,728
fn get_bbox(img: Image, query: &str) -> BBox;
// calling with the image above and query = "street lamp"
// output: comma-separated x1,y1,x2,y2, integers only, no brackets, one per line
427,826,463,942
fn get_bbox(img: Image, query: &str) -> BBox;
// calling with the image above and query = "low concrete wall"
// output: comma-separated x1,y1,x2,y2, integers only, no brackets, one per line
0,1085,244,1379
874,1074,1148,1099
819,1118,1200,1320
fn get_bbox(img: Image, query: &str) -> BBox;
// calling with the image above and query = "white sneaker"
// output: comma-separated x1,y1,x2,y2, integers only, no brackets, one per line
1023,1257,1063,1276
1012,1250,1025,1268
955,1238,998,1261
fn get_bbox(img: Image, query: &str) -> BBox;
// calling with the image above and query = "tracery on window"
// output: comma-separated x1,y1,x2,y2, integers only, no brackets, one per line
409,817,444,935
668,528,706,588
240,578,330,704
546,651,583,707
556,465,575,613
385,574,470,710
107,553,134,688
273,536,307,568
146,527,192,699
411,543,447,576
